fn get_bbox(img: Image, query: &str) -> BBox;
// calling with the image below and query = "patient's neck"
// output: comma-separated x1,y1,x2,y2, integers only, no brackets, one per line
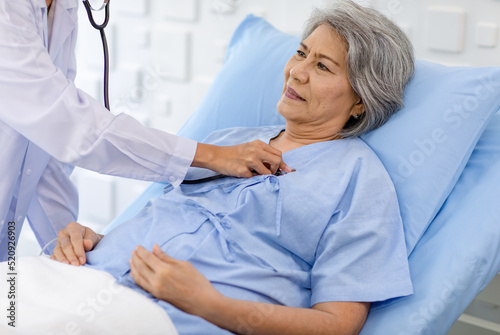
269,128,341,153
269,132,302,153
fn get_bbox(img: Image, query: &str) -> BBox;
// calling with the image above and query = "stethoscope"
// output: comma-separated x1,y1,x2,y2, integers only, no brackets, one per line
181,169,293,184
82,0,111,110
80,1,293,186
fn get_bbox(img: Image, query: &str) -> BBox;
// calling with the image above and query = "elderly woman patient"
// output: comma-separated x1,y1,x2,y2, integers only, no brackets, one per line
10,1,415,334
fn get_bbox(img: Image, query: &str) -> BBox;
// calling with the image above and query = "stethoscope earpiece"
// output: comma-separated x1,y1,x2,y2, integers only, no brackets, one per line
82,0,110,30
84,0,109,11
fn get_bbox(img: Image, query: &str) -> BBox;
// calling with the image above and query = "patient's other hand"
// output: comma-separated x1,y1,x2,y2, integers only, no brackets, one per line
129,245,222,317
50,222,103,266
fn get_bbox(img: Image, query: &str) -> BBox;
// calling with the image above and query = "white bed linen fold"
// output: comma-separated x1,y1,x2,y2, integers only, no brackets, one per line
0,256,178,335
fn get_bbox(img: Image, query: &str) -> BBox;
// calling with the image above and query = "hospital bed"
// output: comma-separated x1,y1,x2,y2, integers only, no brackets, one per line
103,15,500,334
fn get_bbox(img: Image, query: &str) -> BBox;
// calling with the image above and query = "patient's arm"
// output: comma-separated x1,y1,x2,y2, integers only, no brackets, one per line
50,222,103,266
130,245,369,335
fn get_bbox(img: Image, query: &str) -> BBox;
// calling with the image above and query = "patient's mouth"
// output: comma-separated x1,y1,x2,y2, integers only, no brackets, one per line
285,86,306,101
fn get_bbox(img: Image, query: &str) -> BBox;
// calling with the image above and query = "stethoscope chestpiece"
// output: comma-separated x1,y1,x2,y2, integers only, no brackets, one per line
274,168,296,176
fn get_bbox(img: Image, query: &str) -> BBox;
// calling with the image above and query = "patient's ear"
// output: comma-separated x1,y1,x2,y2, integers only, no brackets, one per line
350,98,365,118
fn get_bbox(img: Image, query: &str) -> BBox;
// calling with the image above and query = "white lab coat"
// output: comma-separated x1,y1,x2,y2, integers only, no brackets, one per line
0,0,197,260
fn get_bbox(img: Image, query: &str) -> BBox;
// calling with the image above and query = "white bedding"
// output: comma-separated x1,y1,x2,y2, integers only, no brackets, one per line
0,256,178,335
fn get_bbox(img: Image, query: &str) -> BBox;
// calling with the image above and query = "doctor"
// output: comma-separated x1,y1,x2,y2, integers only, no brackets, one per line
0,0,289,261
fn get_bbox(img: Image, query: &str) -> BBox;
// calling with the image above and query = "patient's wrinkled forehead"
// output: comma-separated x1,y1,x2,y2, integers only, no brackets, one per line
302,24,348,70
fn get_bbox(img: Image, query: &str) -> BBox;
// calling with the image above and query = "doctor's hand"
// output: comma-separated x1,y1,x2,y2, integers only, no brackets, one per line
50,222,103,266
193,141,291,178
129,245,222,317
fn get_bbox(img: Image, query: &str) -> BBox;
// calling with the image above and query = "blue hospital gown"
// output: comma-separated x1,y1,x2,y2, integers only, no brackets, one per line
86,126,412,334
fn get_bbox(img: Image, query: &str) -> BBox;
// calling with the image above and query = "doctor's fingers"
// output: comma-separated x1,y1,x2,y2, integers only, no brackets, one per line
227,141,280,176
249,152,285,176
247,140,291,175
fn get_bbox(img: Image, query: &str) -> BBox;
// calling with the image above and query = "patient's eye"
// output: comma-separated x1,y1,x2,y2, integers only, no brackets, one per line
296,50,306,58
317,62,330,72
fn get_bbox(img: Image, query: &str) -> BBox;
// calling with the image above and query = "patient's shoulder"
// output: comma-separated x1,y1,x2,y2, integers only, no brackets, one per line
318,137,396,192
202,125,285,146
316,136,387,170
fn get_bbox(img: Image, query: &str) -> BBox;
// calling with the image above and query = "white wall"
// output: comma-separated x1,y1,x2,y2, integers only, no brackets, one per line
375,0,500,66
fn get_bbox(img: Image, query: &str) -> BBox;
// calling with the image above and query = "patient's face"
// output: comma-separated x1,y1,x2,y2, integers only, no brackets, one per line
277,25,362,137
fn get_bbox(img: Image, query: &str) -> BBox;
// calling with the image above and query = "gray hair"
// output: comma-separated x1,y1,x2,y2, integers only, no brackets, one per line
302,0,415,137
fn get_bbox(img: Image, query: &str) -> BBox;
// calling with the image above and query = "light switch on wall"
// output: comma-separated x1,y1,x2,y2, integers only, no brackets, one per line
426,6,465,53
476,23,498,48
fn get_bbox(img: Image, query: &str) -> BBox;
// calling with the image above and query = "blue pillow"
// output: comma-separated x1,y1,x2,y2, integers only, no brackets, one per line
361,62,500,252
178,14,500,254
360,111,500,334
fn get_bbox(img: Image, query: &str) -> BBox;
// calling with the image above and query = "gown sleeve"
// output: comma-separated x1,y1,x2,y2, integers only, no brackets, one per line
310,156,413,305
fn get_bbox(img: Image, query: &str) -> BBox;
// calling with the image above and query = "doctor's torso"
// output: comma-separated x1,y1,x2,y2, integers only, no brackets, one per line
0,0,80,260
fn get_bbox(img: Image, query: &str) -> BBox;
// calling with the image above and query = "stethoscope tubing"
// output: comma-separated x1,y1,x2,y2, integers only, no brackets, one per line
181,174,228,185
181,169,291,185
82,0,111,110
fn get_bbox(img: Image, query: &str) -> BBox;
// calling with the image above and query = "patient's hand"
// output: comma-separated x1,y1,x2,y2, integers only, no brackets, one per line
50,222,103,266
130,245,370,335
129,245,222,316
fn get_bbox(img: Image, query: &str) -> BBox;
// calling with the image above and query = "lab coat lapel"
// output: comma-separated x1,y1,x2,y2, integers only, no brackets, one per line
34,0,48,46
48,0,78,59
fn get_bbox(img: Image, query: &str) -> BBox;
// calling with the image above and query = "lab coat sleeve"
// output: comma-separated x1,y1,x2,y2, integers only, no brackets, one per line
26,158,79,252
0,0,196,186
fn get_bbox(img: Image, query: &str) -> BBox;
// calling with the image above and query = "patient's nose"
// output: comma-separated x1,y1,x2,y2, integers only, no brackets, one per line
289,61,309,83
